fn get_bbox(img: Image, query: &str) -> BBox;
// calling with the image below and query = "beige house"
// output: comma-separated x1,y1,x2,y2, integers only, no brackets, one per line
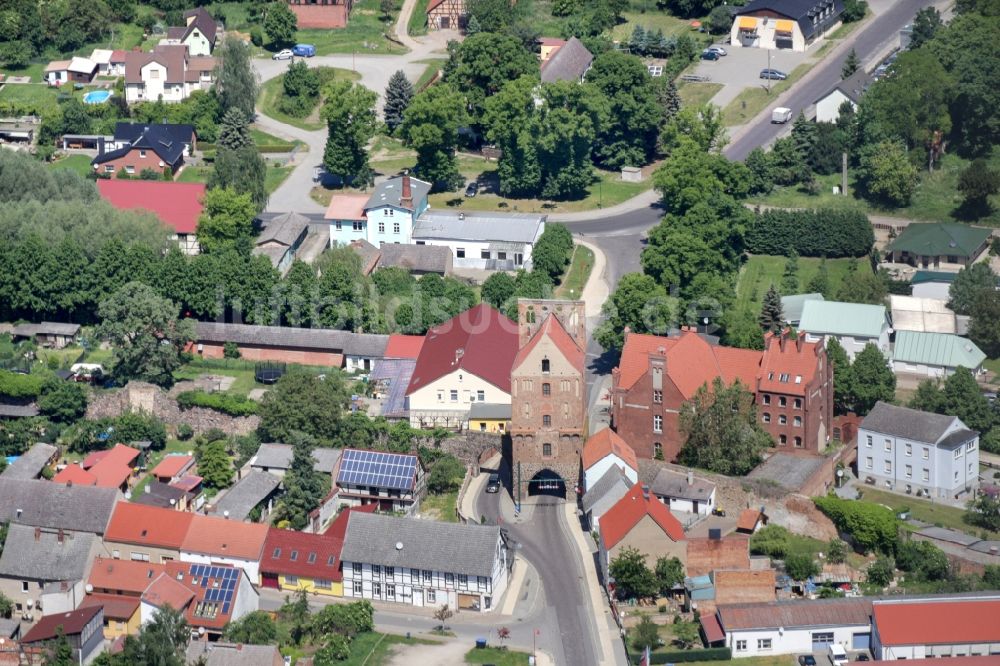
731,0,845,53
0,525,99,618
101,502,194,564
598,483,686,585
124,45,215,105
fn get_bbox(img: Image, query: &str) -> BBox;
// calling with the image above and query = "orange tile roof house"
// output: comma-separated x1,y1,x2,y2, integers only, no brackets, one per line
150,454,195,482
103,502,195,562
179,514,269,580
54,444,140,492
736,507,769,534
581,429,639,492
610,328,832,461
88,557,165,596
872,597,1000,660
141,561,258,636
599,482,686,585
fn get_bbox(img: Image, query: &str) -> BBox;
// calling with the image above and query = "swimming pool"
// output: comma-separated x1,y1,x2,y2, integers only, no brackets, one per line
83,90,112,104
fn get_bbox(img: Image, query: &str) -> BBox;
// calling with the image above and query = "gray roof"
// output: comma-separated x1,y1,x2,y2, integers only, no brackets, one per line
0,618,19,639
582,466,632,515
861,401,972,445
780,293,824,324
251,443,342,474
257,211,310,247
2,443,57,480
413,211,546,244
650,468,716,503
0,404,40,418
0,478,118,534
377,244,452,274
340,512,502,577
468,403,512,420
132,481,190,509
0,524,95,581
194,322,390,358
185,642,283,666
212,471,281,521
11,322,81,337
917,526,979,547
365,176,431,212
817,67,872,104
541,37,593,83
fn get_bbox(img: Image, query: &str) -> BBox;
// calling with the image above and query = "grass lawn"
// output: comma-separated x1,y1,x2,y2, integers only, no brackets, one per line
984,358,1000,375
409,0,431,36
48,154,95,177
0,83,61,114
339,632,439,665
466,647,531,665
678,81,723,109
414,59,445,91
258,67,363,132
748,172,867,210
610,10,699,42
420,490,459,523
296,0,407,56
177,164,294,194
250,127,300,151
734,255,855,315
721,63,812,127
0,62,46,83
856,487,1000,540
555,244,595,300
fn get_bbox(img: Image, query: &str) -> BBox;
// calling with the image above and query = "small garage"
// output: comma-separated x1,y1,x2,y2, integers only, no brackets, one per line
812,631,835,648
852,633,871,650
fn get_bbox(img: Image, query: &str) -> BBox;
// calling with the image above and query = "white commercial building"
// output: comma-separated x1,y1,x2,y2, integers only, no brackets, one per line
798,300,891,360
413,211,545,271
871,596,1000,659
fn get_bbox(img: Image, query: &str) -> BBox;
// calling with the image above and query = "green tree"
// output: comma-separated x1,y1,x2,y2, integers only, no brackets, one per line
196,188,257,255
37,378,87,423
815,496,899,554
969,290,1000,358
585,51,661,168
258,369,349,444
660,104,727,155
967,493,1000,532
322,80,378,186
278,433,328,530
957,159,1000,219
941,367,995,433
842,48,860,78
443,33,537,127
896,540,949,581
856,140,919,207
908,378,944,413
312,600,375,638
0,592,12,620
384,70,414,134
867,555,895,586
785,553,820,581
608,546,657,600
400,84,467,190
631,614,659,652
113,412,167,450
280,589,311,646
214,36,260,122
60,98,92,135
654,556,684,595
427,453,465,493
848,343,896,415
44,629,74,666
210,109,268,212
223,610,278,644
781,251,800,294
827,538,848,564
679,378,772,476
835,262,888,305
530,224,574,283
466,0,517,33
909,7,943,49
673,621,701,649
595,273,677,351
651,138,751,216
263,1,297,46
280,61,320,116
759,285,784,334
745,147,775,195
314,637,351,664
197,439,233,490
481,272,516,309
97,282,194,388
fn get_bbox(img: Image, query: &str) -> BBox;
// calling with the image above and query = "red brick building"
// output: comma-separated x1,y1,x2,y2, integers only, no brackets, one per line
610,328,832,461
287,0,352,28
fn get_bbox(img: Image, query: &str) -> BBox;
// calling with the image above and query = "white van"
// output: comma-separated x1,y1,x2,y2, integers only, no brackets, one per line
772,107,793,124
828,644,849,666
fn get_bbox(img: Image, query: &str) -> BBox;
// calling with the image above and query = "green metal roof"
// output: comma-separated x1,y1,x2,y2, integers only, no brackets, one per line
780,293,825,323
886,223,992,259
798,300,888,338
893,331,986,370
910,270,959,285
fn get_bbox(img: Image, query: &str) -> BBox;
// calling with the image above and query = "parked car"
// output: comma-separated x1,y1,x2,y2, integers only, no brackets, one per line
799,656,817,666
272,49,293,60
706,45,727,56
465,181,479,197
760,68,788,80
293,44,316,57
701,49,720,61
486,473,501,493
829,644,849,666
771,107,793,124
856,655,870,662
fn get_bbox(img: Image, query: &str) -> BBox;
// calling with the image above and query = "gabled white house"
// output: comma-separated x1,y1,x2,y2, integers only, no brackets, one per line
581,428,638,492
326,175,431,247
814,68,872,123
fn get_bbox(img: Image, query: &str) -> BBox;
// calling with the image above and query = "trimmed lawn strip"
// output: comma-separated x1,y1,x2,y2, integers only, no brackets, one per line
259,67,362,132
555,244,595,300
47,154,94,177
466,647,532,665
176,163,294,195
734,255,854,315
856,486,999,540
339,632,439,665
721,63,812,127
409,0,431,36
415,59,445,90
678,81,723,109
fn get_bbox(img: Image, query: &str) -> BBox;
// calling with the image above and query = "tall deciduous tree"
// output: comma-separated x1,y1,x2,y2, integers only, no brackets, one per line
322,80,378,186
948,263,997,315
970,290,1000,358
196,188,257,255
97,282,194,388
595,273,677,351
263,1,297,46
909,7,943,49
400,84,466,190
678,378,772,475
258,369,349,444
279,432,328,529
957,159,1000,219
442,33,536,127
608,546,657,600
847,343,896,415
214,35,260,122
585,51,661,168
383,70,414,134
210,109,267,212
759,285,784,333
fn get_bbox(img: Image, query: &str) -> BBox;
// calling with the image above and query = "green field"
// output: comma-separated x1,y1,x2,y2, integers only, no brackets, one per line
48,154,94,177
466,647,531,665
297,0,407,55
0,83,62,114
722,63,812,127
259,67,363,132
0,62,46,83
556,244,595,300
857,487,999,540
735,255,855,314
678,81,723,109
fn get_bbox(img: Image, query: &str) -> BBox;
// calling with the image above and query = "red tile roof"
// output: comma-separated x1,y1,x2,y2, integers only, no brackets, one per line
385,334,425,359
22,606,102,643
161,561,243,630
180,514,268,561
599,482,685,550
169,474,203,492
581,429,638,472
324,194,368,221
700,612,725,644
52,464,97,486
105,502,195,549
80,593,141,621
512,312,585,374
323,504,378,539
757,331,822,397
88,557,165,595
407,304,519,395
261,528,345,581
873,599,1000,646
142,573,195,613
101,443,141,467
82,450,110,469
97,180,206,235
737,508,765,532
151,454,194,479
92,461,132,489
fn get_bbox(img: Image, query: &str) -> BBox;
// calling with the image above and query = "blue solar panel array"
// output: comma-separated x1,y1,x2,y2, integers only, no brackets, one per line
188,564,238,613
337,449,418,491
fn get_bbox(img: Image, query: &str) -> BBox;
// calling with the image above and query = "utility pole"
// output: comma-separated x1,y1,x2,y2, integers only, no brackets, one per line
766,48,772,94
841,151,848,196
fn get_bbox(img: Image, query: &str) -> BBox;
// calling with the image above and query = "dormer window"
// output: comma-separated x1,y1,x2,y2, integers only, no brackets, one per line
541,358,550,373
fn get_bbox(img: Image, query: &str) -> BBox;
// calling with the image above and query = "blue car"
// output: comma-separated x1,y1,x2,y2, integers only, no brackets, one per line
292,44,316,57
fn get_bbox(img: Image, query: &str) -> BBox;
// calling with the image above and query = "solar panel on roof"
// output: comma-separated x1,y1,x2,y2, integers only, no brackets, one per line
201,577,208,588
222,602,230,615
337,449,417,491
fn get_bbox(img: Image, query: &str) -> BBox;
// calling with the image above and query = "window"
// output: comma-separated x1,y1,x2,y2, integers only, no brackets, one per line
654,442,662,458
865,457,873,470
386,567,395,578
352,220,363,231
411,569,419,583
315,579,331,590
104,165,114,173
779,434,787,445
335,221,342,231
779,415,787,425
543,383,551,396
485,596,492,609
150,69,160,79
478,576,488,589
437,391,443,402
968,441,977,451
272,547,281,558
779,397,787,407
763,413,771,424
427,589,436,603
522,379,533,391
457,248,466,258
112,549,120,559
794,398,802,409
885,461,892,474
653,415,662,433
458,574,468,586
543,443,552,456
393,222,400,234
866,435,873,448
498,251,507,260
779,374,789,383
793,416,802,427
481,249,490,259
923,447,930,460
542,359,550,373
812,632,834,645
450,390,458,402
477,390,485,401
653,390,662,404
905,465,912,478
794,436,802,448
125,165,135,174
955,470,959,482
21,582,28,593
795,375,802,384
758,639,772,650
954,447,963,459
423,570,432,583
479,422,487,432
388,209,394,216
922,468,929,482
372,565,381,577
328,555,336,566
905,443,912,456
378,222,385,233
885,439,892,452
131,552,150,562
290,550,298,562
542,415,551,427
139,150,147,158
285,575,299,585
445,573,454,586
194,602,220,619
762,394,771,405
373,582,381,596
560,380,571,392
386,584,395,599
736,640,748,652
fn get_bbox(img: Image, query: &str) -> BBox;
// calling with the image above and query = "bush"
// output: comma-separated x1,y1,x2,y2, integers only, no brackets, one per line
176,390,258,416
222,342,241,359
0,371,45,400
745,209,874,258
814,495,899,555
177,423,194,441
426,453,465,494
634,647,732,664
113,412,168,450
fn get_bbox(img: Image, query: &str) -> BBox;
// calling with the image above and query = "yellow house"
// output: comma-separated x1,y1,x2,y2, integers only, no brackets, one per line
260,528,345,598
469,403,511,434
82,595,142,639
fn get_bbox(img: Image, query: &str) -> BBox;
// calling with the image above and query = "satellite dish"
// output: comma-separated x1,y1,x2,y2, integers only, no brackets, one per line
395,542,403,551
85,584,93,594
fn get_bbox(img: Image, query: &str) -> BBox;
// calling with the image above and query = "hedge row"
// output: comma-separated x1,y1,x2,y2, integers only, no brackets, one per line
633,647,732,664
0,370,45,400
176,390,258,416
745,209,874,258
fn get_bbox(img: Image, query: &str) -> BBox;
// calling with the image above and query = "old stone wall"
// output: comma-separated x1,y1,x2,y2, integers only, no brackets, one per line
439,431,504,466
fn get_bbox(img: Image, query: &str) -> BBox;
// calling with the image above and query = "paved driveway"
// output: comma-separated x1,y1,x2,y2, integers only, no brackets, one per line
692,44,812,109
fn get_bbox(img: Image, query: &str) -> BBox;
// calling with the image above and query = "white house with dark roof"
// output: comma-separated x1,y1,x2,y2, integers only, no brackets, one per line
334,449,424,514
340,512,510,612
731,0,846,53
0,524,98,617
651,468,717,516
328,175,431,247
412,210,546,271
858,401,979,500
815,68,873,122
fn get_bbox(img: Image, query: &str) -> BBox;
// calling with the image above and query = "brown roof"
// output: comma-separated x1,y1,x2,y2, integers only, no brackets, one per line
713,569,776,605
717,597,873,631
80,593,140,621
21,606,102,643
874,599,1000,647
737,508,766,532
142,573,195,611
88,557,166,594
581,429,638,472
125,45,187,84
151,455,194,479
180,514,268,560
185,56,216,82
325,194,369,221
687,536,751,578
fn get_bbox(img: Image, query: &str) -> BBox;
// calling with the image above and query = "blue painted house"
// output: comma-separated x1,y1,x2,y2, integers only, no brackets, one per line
325,175,431,247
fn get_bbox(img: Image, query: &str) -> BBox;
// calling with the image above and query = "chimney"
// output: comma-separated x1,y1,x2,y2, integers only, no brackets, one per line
641,484,650,500
57,529,64,544
400,175,413,209
687,470,694,486
34,527,41,541
796,330,804,352
779,332,787,352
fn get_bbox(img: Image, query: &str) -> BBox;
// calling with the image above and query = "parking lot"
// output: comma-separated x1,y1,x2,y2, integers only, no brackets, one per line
691,43,813,110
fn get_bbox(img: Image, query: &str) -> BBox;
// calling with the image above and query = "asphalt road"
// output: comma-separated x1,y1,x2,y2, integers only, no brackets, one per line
724,0,937,161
